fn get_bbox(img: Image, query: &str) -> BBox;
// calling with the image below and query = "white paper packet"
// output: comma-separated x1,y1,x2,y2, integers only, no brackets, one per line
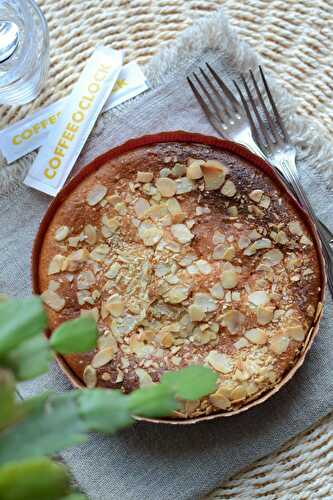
24,46,123,196
0,61,148,164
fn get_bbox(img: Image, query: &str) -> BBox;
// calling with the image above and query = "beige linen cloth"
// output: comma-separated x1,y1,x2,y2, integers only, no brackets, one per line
1,1,333,498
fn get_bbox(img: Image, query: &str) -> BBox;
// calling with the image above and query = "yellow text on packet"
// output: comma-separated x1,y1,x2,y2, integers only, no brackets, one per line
44,62,113,181
12,112,61,145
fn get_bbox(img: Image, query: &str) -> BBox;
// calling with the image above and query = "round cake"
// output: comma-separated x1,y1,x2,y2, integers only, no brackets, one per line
36,137,324,419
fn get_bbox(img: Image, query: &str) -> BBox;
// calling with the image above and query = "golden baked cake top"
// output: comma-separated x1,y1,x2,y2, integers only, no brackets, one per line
38,141,323,418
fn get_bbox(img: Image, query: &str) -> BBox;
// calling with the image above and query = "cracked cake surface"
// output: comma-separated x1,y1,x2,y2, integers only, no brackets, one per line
38,141,323,418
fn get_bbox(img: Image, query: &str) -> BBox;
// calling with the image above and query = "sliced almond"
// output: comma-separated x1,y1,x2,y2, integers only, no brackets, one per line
300,234,313,246
249,229,261,240
206,351,234,374
175,177,195,194
160,332,174,348
137,171,154,183
194,292,217,312
54,225,69,241
238,235,251,249
133,197,150,218
196,259,212,275
270,335,289,354
87,184,107,206
166,197,186,223
106,294,124,317
221,179,236,197
201,160,228,190
92,347,114,368
97,333,119,351
244,328,267,345
276,230,289,245
139,225,163,246
212,230,225,245
234,338,250,350
210,282,225,299
249,189,263,203
259,194,271,209
213,244,235,261
248,290,270,306
257,306,274,325
172,163,187,178
288,221,303,236
230,385,247,401
156,178,177,198
227,206,238,217
48,255,66,275
41,289,65,311
165,286,190,304
221,269,239,289
171,224,194,244
222,309,245,334
90,244,109,262
187,159,204,179
262,248,283,266
77,270,96,290
283,325,305,341
209,391,231,410
105,262,121,279
254,238,272,250
83,365,97,388
84,224,97,245
189,303,205,321
135,368,154,387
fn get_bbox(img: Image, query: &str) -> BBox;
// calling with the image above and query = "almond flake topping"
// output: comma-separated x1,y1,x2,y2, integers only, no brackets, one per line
87,184,108,206
156,178,177,197
170,224,194,244
54,226,69,241
187,159,204,179
206,351,234,374
41,289,65,312
221,180,236,197
244,328,267,345
45,151,320,416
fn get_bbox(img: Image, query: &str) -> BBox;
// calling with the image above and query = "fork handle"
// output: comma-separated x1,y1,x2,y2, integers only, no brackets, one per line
279,157,333,297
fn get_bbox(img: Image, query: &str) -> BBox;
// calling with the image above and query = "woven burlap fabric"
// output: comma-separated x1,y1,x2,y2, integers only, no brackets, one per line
1,1,333,498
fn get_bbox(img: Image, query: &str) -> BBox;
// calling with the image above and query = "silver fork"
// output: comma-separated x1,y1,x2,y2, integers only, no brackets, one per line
187,63,333,295
187,63,333,243
233,66,333,294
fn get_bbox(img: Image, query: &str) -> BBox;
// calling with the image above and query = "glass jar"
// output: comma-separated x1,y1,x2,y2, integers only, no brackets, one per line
0,0,49,105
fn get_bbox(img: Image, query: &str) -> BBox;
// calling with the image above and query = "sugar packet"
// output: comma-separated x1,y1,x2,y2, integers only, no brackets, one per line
0,61,148,164
24,46,123,196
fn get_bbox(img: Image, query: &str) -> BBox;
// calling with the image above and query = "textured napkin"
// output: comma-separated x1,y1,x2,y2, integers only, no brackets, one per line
1,10,333,500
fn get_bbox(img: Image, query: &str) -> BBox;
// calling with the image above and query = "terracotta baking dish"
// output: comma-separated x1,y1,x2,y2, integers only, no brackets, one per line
32,131,326,425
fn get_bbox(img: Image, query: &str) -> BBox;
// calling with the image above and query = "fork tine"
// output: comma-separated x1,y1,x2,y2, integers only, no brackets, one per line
249,69,278,143
187,76,226,138
259,65,289,141
192,71,226,124
239,73,272,147
233,79,266,151
206,63,240,113
199,68,232,118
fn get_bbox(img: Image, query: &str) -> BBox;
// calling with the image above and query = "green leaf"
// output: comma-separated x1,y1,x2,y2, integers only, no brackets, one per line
0,297,47,357
78,389,134,433
60,495,88,500
0,458,71,500
2,335,52,381
127,383,179,417
0,369,16,431
0,393,87,465
50,316,97,354
161,365,218,400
